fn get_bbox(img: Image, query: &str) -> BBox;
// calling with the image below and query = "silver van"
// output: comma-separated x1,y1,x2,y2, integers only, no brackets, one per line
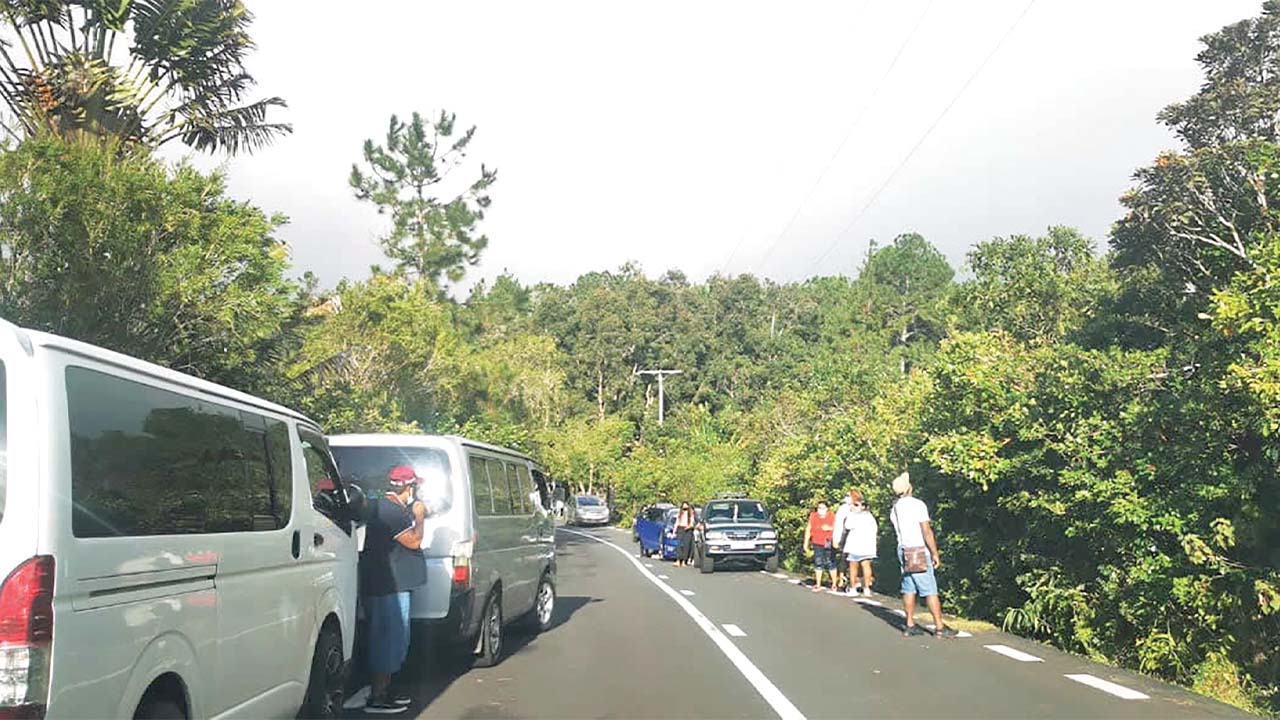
327,434,556,667
0,320,362,719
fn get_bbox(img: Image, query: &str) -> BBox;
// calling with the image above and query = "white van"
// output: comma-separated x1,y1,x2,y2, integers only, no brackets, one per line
328,435,556,667
0,321,361,719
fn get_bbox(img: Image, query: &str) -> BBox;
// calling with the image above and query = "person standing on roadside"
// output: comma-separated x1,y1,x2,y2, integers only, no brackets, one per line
361,465,431,714
674,501,697,567
889,472,957,638
832,491,854,591
841,489,878,597
803,501,837,592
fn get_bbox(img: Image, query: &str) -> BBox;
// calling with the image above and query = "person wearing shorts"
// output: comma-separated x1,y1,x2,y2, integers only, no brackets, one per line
360,465,432,713
803,501,837,592
840,488,878,597
889,472,957,639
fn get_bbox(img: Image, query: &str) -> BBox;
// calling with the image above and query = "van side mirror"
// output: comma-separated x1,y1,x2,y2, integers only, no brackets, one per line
343,482,367,523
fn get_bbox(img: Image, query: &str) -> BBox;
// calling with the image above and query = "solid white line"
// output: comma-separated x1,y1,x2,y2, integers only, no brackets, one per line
723,624,747,637
1065,674,1150,700
681,589,696,596
984,644,1043,662
559,528,806,720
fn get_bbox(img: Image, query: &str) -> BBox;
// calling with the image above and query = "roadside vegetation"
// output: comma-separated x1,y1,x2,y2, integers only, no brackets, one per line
0,0,1276,714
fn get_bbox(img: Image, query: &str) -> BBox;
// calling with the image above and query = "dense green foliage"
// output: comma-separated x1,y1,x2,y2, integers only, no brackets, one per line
0,3,1278,715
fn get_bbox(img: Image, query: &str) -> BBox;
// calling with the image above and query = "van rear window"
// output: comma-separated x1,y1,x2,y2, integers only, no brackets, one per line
330,445,453,514
66,366,294,538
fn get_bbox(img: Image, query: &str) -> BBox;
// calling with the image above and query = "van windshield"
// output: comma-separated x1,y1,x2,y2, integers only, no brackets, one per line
577,496,602,506
0,362,6,525
331,445,453,513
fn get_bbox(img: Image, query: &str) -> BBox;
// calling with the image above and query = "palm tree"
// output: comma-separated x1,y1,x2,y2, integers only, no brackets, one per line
0,0,289,154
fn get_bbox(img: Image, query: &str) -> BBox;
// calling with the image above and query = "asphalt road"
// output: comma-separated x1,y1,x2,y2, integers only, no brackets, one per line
345,526,1254,719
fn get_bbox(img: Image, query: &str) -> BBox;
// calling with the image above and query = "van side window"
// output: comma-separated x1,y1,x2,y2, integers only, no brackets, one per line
486,458,512,515
240,412,292,530
264,419,293,526
512,464,533,515
298,428,347,532
66,366,289,538
469,455,494,516
530,468,550,511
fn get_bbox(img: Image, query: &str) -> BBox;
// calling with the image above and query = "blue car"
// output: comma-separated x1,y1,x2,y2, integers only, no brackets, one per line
633,503,674,558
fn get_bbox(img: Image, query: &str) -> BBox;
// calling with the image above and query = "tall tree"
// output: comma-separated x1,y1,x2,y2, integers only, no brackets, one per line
350,110,497,287
853,232,954,373
0,0,290,153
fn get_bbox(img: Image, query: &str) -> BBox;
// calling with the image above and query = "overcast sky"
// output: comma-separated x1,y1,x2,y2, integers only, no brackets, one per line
183,0,1262,291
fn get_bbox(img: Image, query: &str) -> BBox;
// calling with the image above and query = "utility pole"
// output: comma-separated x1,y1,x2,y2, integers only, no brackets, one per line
636,369,682,425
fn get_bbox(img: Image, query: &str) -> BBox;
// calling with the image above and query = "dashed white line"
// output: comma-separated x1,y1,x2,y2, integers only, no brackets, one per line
772,573,789,579
1065,674,1150,700
984,644,1043,662
559,527,805,720
723,624,747,637
657,574,670,580
680,589,696,596
853,598,882,607
788,579,802,585
892,609,907,617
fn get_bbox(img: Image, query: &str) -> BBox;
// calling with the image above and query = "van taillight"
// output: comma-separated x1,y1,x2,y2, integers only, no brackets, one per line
451,538,474,592
0,556,54,719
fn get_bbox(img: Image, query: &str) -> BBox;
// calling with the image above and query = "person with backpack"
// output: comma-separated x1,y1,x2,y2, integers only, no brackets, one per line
889,472,957,638
360,465,432,713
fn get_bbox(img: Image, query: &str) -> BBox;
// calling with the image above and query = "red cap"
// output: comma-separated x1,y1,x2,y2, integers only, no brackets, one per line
388,465,420,487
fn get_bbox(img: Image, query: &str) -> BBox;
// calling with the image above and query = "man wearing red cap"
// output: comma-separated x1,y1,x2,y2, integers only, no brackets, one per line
360,464,430,713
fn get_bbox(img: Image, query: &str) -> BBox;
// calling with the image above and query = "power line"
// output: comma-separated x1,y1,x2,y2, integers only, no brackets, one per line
801,0,1038,278
743,0,936,277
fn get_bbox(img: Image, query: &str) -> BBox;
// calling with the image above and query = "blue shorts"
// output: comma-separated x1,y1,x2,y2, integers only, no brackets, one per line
367,591,412,675
898,548,938,597
813,545,836,570
847,554,876,562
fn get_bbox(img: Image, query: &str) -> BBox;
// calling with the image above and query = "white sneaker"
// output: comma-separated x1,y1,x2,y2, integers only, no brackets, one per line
863,587,873,597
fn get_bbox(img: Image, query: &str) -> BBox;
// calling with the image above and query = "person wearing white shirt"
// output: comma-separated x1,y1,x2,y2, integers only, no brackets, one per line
889,472,957,639
832,494,853,591
839,489,878,597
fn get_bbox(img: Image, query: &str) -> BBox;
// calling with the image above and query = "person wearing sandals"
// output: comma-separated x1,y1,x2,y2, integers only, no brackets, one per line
803,501,837,592
889,472,957,639
840,488,877,597
674,501,697,567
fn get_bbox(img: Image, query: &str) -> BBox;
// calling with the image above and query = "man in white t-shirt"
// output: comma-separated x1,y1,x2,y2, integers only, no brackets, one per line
889,472,957,638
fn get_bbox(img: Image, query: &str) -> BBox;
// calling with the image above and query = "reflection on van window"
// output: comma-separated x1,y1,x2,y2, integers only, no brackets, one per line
468,455,494,515
0,362,6,525
66,367,292,537
298,429,347,528
486,458,513,515
330,445,452,514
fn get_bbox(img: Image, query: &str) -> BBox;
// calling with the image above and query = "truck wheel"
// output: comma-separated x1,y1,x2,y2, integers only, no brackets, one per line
473,590,504,668
300,625,345,719
519,573,556,634
765,554,779,573
135,699,184,720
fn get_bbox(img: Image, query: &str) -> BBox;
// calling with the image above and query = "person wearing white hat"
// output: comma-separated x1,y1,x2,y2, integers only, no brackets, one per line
889,472,957,639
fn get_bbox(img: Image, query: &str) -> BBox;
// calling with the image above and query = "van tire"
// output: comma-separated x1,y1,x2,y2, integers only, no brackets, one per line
134,698,184,720
473,591,504,668
519,573,556,634
300,626,345,719
765,554,779,573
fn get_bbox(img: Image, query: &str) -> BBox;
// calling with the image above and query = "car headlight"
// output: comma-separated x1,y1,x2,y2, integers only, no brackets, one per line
758,530,777,540
705,530,726,540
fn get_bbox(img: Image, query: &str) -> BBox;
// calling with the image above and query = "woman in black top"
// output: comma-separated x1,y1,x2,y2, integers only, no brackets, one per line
674,502,697,567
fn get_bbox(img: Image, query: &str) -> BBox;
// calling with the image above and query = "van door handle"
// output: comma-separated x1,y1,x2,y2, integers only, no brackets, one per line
291,531,301,559
313,533,325,547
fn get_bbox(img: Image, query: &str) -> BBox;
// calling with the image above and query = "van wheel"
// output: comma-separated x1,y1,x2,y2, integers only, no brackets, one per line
520,574,556,634
473,591,504,668
765,554,779,573
300,626,345,719
135,698,184,720
700,552,715,574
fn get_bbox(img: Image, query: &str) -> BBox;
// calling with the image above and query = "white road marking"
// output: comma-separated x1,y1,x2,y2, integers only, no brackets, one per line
892,609,907,617
772,573,789,579
1065,674,1150,700
853,598,882,607
923,624,974,638
681,589,696,596
723,624,747,637
984,644,1043,662
788,579,802,585
657,574,670,579
560,528,806,720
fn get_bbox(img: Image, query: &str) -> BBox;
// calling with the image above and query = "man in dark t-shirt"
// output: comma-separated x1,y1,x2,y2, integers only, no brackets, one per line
360,465,430,714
